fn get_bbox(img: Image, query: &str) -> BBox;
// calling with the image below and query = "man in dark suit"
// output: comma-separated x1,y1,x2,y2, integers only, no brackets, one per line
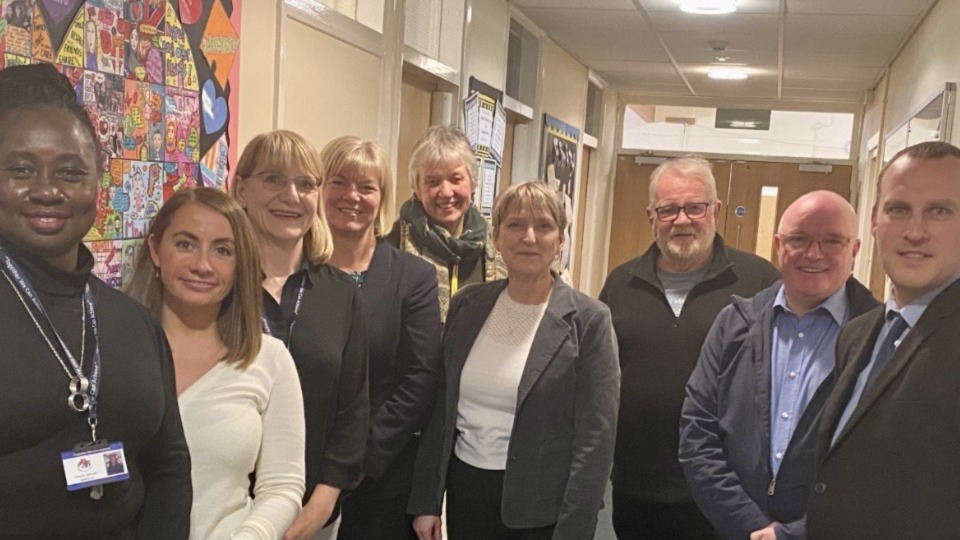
808,141,960,539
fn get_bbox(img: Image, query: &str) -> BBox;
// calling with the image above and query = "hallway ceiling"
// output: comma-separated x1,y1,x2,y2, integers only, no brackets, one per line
510,0,939,104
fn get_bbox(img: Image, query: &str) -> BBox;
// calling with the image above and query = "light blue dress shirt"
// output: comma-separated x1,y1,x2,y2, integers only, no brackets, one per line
769,285,848,474
831,274,960,445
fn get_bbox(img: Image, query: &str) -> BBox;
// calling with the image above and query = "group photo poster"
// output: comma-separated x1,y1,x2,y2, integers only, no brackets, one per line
539,114,579,278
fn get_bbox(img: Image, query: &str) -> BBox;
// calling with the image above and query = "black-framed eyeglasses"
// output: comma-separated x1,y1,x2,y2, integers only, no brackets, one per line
778,234,852,255
253,172,319,195
653,201,715,222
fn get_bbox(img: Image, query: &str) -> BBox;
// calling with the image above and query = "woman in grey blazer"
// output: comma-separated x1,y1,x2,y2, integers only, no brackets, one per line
408,181,620,540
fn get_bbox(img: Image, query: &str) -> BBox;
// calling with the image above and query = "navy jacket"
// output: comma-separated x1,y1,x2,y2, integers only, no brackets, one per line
357,240,442,498
680,277,878,539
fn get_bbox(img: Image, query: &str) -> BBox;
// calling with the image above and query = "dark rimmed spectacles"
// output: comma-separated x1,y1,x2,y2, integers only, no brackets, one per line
253,172,319,195
654,201,715,222
778,234,852,255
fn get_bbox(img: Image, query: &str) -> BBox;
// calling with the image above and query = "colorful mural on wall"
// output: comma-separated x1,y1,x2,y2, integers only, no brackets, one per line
0,0,241,288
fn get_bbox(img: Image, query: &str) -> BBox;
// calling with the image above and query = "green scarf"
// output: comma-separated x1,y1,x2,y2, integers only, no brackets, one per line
397,198,488,269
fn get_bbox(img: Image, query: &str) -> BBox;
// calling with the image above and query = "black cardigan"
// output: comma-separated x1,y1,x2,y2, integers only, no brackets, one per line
269,264,370,493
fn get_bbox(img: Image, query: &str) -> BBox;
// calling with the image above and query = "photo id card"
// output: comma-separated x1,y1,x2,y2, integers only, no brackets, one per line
61,441,130,491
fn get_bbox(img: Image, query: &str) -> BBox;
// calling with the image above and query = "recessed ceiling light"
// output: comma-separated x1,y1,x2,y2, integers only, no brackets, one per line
708,67,749,80
680,0,737,15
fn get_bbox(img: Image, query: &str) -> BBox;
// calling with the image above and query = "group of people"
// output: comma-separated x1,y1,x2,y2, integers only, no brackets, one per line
0,63,617,540
603,149,960,540
3,60,959,540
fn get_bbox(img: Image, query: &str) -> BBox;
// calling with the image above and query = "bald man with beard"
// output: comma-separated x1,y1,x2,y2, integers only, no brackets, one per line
679,191,879,540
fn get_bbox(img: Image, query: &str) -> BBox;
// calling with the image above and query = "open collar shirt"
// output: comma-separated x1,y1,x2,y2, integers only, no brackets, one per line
770,285,848,473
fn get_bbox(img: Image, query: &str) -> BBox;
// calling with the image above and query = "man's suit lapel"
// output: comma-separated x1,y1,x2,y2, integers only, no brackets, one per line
820,309,883,457
516,279,575,410
828,280,960,453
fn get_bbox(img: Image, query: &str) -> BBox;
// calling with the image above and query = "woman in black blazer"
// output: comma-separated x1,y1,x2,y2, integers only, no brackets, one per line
409,182,620,540
319,136,442,540
232,131,369,540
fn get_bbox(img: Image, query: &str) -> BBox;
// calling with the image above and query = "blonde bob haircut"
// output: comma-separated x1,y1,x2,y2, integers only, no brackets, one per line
319,136,394,236
408,125,478,193
231,130,333,266
125,187,263,369
492,180,568,235
647,155,718,208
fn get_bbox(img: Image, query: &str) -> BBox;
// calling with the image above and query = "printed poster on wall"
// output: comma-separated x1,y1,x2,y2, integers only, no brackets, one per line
0,0,243,289
539,114,579,279
463,76,506,216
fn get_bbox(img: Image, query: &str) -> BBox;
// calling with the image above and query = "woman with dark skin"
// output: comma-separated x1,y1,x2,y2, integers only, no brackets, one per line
0,63,191,538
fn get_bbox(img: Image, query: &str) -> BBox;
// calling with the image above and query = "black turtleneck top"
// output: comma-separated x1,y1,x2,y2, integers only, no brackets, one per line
0,242,191,539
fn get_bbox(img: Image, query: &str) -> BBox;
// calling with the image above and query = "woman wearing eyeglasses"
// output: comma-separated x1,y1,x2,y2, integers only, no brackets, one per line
232,131,369,540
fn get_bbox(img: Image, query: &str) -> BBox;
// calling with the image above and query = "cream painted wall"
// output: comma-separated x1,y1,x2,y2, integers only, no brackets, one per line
238,0,279,150
539,39,588,131
279,20,382,148
880,0,960,142
463,0,509,90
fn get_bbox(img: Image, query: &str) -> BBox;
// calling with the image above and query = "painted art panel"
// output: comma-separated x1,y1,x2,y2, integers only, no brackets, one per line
3,0,243,287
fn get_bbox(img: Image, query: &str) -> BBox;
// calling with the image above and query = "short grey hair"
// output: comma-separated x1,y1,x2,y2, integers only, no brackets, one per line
648,156,718,208
408,125,478,193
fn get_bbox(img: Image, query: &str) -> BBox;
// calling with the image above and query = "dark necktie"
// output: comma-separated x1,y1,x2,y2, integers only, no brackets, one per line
864,313,909,390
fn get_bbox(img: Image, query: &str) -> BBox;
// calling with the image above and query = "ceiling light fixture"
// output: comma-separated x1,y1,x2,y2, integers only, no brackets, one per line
708,67,749,80
680,0,737,15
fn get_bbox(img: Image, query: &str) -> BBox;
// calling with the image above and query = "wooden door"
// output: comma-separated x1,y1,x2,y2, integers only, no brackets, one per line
607,156,655,272
723,161,852,264
396,72,435,214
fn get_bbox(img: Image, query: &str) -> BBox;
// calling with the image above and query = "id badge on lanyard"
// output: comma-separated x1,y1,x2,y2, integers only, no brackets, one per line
0,247,126,499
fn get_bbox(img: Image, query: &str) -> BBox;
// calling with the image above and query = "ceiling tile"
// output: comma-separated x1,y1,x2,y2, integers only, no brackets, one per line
612,82,695,96
521,8,663,48
782,77,875,91
580,48,670,62
639,0,781,14
648,12,779,33
661,31,778,51
785,14,915,36
783,49,891,68
600,66,686,86
785,0,930,16
784,65,881,80
590,60,680,75
513,0,636,8
671,48,779,66
783,32,900,54
781,87,867,102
